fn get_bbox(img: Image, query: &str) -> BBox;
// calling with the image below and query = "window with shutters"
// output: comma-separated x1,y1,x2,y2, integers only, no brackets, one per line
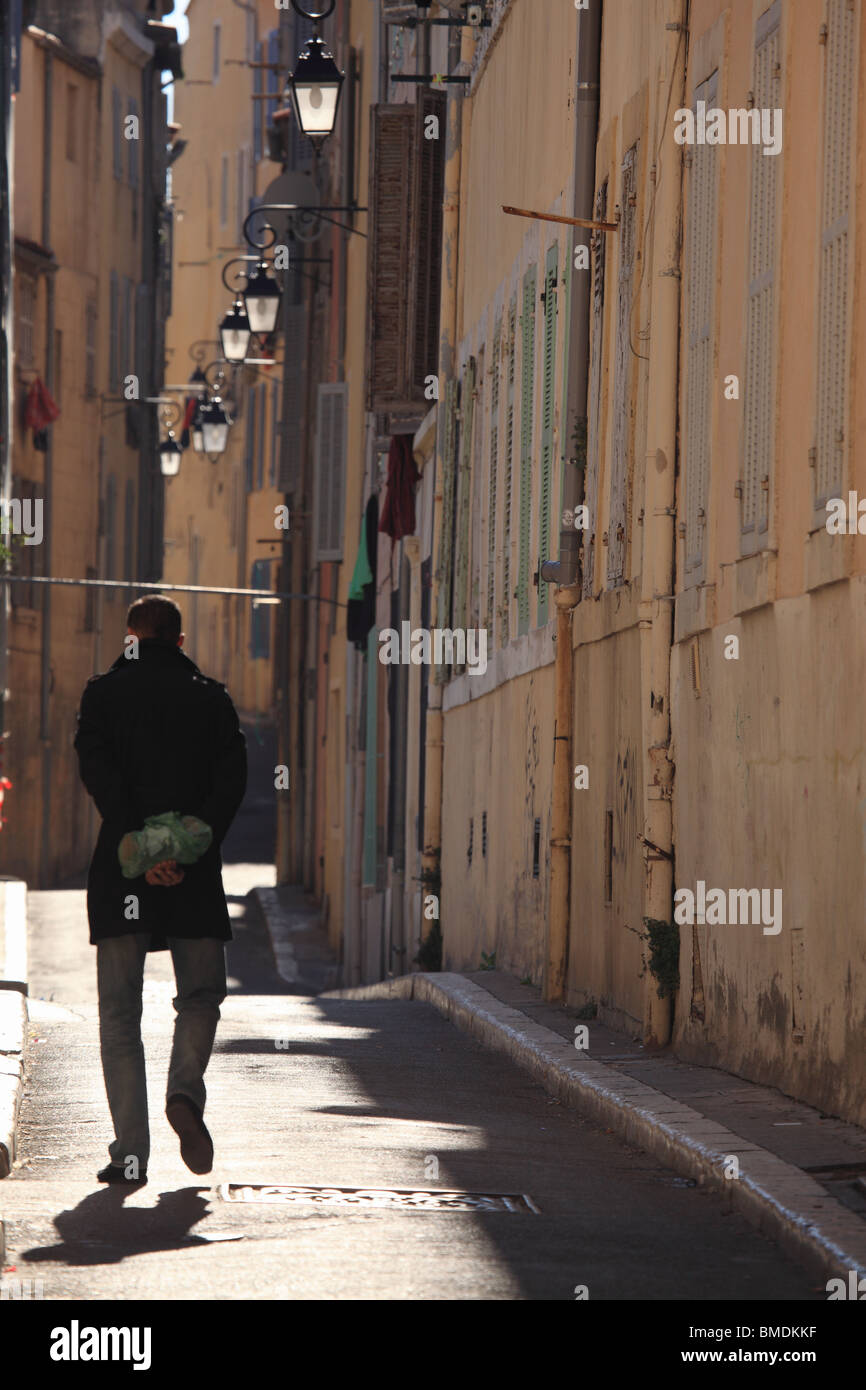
85,300,97,397
314,383,348,562
538,244,558,623
486,317,502,641
814,0,857,515
112,86,122,180
517,266,536,636
366,91,446,414
453,357,475,652
434,378,458,683
583,182,608,598
608,144,638,585
250,560,271,659
278,304,306,491
123,480,135,599
741,4,780,553
127,97,139,188
105,474,117,603
10,476,42,612
109,271,119,392
684,71,719,579
220,154,229,228
500,295,517,646
253,40,263,161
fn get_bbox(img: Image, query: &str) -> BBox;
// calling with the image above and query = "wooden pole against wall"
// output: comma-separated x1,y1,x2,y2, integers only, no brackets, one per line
502,204,619,232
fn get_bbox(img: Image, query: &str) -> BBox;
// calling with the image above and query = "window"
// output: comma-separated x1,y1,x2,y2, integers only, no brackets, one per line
10,476,42,612
538,243,559,621
112,85,122,180
434,380,458,681
266,29,280,128
109,271,119,392
313,383,348,561
253,40,263,161
814,0,856,514
66,84,77,161
366,91,446,412
123,480,135,599
120,277,133,384
104,474,117,603
17,275,36,365
270,381,280,487
486,317,502,641
53,329,62,405
500,295,516,644
127,97,139,188
236,147,247,242
220,154,229,228
741,2,780,552
256,383,266,490
250,560,271,659
608,143,639,585
212,22,221,83
517,266,536,636
453,357,476,638
278,305,306,491
684,71,719,578
583,181,608,598
85,300,97,397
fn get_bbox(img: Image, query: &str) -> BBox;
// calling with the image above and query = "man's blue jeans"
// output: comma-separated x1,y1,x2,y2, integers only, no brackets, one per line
96,934,226,1172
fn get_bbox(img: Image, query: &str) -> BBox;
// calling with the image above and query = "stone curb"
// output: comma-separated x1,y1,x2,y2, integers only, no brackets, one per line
322,971,866,1286
0,879,29,1181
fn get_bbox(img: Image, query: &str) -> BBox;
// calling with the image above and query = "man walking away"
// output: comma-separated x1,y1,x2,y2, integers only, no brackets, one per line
74,595,247,1185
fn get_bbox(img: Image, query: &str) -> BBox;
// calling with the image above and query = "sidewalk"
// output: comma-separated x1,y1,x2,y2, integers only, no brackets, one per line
257,891,866,1284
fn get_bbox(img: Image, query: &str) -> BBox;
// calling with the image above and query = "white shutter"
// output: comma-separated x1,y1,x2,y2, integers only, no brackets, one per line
314,383,348,562
815,0,857,509
608,143,638,584
742,5,780,551
684,71,719,576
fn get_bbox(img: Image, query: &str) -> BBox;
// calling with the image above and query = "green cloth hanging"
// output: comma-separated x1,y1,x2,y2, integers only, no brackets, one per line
348,515,373,601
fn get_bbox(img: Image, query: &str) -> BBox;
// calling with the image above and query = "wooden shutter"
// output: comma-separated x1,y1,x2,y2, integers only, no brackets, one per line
518,266,536,636
453,357,476,649
487,317,502,639
253,40,263,160
270,381,280,487
314,383,348,561
814,0,857,511
366,93,446,413
434,377,459,683
608,143,638,585
583,182,607,598
109,271,119,392
500,295,517,644
538,244,558,624
278,303,306,492
742,3,780,551
684,70,718,576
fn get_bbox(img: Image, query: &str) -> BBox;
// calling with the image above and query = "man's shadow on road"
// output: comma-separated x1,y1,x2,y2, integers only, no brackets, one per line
19,1186,215,1265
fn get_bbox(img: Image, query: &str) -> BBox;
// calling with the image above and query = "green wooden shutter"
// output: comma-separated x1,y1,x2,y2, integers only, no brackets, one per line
518,268,536,636
453,357,476,670
434,377,459,684
487,317,502,640
538,244,558,625
500,295,517,646
559,235,572,522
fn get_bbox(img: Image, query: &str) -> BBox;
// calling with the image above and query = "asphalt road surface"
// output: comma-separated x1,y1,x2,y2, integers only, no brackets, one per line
0,799,822,1300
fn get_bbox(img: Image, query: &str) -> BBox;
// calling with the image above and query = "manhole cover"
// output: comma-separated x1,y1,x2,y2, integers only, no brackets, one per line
219,1183,540,1213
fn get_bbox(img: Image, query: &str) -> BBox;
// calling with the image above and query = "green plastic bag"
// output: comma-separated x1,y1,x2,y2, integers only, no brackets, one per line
118,812,213,880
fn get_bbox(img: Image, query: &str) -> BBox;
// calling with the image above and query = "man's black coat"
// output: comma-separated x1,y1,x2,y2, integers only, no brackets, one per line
74,638,247,949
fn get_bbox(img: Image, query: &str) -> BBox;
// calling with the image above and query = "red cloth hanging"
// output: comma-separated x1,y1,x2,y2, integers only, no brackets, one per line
24,377,60,431
378,434,419,543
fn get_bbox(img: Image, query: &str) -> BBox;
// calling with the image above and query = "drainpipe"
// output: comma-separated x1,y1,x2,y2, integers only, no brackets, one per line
541,0,601,1000
39,48,54,889
640,0,687,1048
421,19,465,956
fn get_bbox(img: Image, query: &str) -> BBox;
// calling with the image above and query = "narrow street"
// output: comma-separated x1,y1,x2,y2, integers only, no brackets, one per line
0,818,819,1303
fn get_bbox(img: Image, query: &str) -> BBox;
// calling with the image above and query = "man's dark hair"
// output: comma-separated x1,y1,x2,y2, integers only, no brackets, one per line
126,594,182,643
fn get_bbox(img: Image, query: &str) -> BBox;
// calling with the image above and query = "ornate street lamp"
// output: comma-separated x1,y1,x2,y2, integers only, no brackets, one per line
243,259,282,337
159,432,182,477
200,396,230,458
287,1,344,144
219,298,252,364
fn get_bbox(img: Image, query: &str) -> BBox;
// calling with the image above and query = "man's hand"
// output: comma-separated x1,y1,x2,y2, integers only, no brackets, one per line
145,859,185,887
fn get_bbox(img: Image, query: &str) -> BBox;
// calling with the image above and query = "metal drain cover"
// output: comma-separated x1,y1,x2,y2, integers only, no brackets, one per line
219,1183,540,1213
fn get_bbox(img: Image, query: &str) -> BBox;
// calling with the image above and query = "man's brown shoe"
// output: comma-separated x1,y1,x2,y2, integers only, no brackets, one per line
165,1094,214,1175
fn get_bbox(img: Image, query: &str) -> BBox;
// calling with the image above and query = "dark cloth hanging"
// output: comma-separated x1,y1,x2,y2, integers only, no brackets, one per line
347,493,379,650
378,433,419,544
24,377,59,448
